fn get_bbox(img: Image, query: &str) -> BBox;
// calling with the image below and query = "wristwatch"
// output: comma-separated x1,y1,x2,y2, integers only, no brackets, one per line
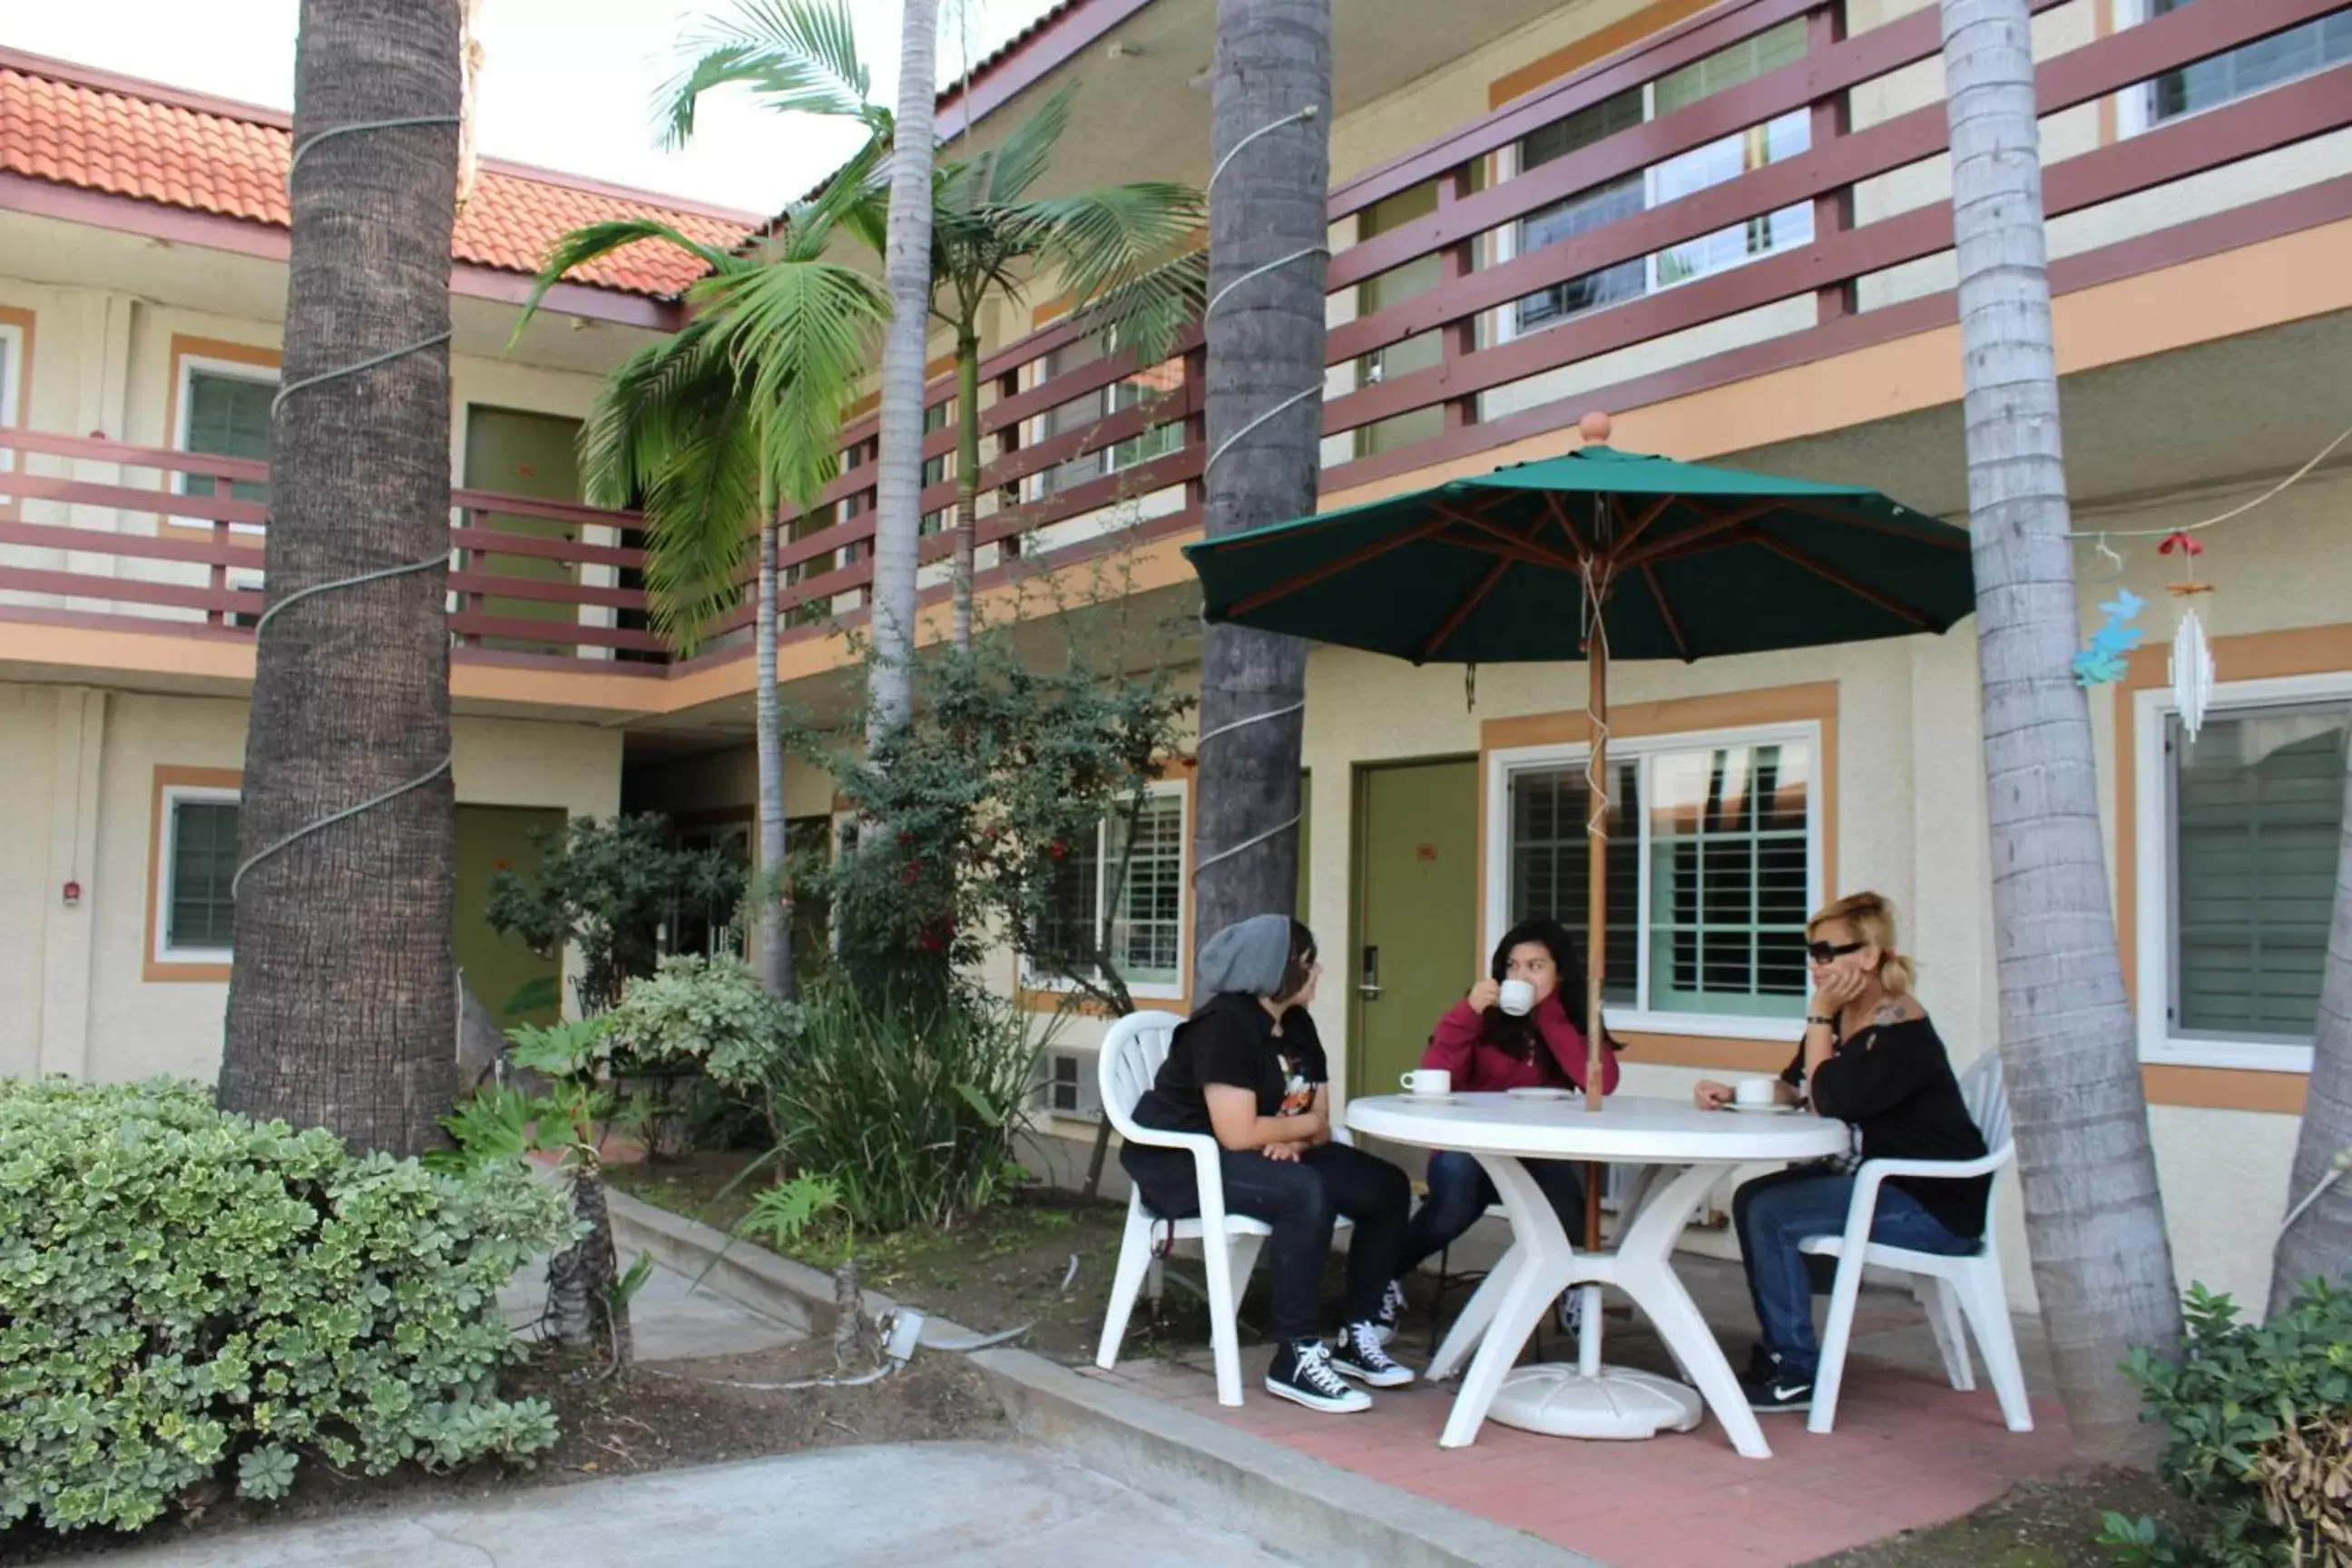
1806,1014,1836,1028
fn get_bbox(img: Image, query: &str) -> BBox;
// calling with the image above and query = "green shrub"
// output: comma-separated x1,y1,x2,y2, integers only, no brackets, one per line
771,982,1039,1234
0,1078,576,1535
2101,1281,2352,1567
604,953,796,1088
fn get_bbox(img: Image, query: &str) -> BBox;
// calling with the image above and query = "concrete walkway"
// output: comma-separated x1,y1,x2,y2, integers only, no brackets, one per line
99,1443,1294,1567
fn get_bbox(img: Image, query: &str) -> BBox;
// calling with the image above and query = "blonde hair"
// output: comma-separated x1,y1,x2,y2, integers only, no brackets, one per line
1808,891,1916,997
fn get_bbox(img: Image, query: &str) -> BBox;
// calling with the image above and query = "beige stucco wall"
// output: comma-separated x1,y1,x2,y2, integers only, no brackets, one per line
1000,460,2350,1316
0,270,639,632
0,682,623,1087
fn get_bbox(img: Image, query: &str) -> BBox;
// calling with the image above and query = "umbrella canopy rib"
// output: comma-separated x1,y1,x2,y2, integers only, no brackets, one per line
1434,501,1583,572
1641,564,1692,662
1422,555,1514,662
1752,531,1941,629
1225,510,1459,617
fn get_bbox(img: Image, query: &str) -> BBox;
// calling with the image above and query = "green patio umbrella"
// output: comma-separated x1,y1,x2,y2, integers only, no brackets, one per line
1183,412,1973,1247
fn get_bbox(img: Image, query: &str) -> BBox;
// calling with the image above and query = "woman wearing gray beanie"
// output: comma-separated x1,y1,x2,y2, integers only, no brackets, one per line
1120,915,1415,1413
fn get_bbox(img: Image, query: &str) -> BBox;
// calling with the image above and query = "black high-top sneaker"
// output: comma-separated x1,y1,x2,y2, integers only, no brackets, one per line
1373,1278,1407,1345
1264,1338,1372,1413
1331,1319,1416,1388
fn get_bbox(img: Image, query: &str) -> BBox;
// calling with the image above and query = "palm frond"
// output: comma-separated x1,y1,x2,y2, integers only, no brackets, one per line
511,219,751,349
982,83,1074,207
701,256,893,511
1018,181,1207,367
575,320,763,650
659,0,886,150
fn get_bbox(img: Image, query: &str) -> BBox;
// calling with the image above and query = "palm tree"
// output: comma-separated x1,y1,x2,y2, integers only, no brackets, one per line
666,0,1204,654
1191,0,1331,968
218,0,464,1156
2272,745,2352,1309
1940,0,2180,1464
873,0,942,739
515,165,889,1001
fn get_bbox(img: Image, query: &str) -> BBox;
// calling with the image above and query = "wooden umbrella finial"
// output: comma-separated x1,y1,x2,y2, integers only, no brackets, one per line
1579,410,1613,444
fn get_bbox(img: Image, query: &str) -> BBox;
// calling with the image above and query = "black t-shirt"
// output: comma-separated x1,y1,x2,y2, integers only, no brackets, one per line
1132,993,1326,1138
1780,1013,1992,1240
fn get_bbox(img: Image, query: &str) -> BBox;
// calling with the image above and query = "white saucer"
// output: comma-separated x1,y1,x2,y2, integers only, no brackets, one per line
1723,1101,1795,1115
1506,1087,1574,1102
1399,1091,1457,1104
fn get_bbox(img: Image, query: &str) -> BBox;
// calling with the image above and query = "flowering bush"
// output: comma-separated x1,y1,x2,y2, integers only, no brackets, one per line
0,1078,574,1535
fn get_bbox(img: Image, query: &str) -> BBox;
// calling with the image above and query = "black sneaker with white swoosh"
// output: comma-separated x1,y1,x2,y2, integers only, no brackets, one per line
1740,1359,1815,1413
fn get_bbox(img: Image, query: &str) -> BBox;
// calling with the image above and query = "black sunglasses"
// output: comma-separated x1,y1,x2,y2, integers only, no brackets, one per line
1807,939,1867,965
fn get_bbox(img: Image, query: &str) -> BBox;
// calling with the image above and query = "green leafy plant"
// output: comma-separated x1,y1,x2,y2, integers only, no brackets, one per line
0,1079,573,1535
485,814,747,1016
800,601,1192,1007
767,980,1043,1235
739,1173,845,1252
605,953,798,1089
2099,1281,2352,1567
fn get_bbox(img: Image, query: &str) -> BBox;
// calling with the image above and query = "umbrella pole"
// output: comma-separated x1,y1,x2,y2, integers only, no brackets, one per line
1581,581,1610,1373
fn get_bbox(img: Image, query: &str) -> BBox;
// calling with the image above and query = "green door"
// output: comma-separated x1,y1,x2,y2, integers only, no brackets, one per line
1349,759,1479,1099
456,804,566,1024
463,406,583,652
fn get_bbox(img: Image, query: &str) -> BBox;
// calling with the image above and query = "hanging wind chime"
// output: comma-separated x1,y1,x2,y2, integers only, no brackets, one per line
2161,530,2217,742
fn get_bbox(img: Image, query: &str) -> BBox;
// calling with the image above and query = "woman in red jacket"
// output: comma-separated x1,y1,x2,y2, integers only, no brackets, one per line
1382,918,1621,1336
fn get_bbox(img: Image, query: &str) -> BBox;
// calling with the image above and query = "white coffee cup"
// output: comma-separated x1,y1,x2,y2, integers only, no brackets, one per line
1497,978,1536,1016
1400,1067,1452,1098
1734,1077,1778,1108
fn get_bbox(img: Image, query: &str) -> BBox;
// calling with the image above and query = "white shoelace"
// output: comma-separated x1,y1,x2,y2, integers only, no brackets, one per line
1295,1342,1353,1395
1346,1322,1396,1369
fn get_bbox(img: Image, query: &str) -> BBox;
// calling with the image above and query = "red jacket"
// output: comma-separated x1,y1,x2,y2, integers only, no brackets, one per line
1423,994,1622,1095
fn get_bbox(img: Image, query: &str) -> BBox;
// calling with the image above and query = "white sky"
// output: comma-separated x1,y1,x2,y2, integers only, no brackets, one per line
5,0,1061,217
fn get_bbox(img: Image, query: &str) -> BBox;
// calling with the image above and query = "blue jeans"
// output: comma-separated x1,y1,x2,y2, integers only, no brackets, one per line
1732,1166,1978,1377
1399,1149,1587,1277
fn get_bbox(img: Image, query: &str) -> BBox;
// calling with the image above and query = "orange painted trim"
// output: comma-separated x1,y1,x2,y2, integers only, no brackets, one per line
1488,0,1720,110
2142,1064,2307,1115
2112,622,2352,1093
0,301,34,523
1621,1032,1793,1073
1475,681,1839,957
143,763,243,984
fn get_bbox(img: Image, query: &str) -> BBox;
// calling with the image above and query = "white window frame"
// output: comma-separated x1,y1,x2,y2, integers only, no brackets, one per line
1020,779,1191,1001
0,320,24,503
1485,720,1825,1041
2132,671,2350,1073
2114,0,2352,138
175,355,279,534
154,783,242,965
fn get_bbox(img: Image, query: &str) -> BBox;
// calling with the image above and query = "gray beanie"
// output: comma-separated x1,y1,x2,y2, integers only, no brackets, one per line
1195,913,1298,998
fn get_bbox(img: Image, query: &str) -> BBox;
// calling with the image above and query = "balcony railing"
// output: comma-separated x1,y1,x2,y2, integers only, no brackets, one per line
2,0,2345,681
0,427,663,669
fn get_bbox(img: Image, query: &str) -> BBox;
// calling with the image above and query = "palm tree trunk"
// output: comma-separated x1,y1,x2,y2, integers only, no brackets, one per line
1941,0,2180,1465
219,0,461,1156
867,0,943,745
951,328,981,650
1191,0,1330,965
756,505,793,1000
2271,742,2352,1310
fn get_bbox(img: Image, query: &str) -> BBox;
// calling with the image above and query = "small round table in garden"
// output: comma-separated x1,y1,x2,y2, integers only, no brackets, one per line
1347,1092,1848,1459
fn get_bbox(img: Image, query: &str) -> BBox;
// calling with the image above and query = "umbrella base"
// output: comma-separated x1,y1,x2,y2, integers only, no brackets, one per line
1484,1363,1705,1440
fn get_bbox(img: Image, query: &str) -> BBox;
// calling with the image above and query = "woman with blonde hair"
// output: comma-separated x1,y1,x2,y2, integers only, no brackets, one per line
1695,891,1990,1414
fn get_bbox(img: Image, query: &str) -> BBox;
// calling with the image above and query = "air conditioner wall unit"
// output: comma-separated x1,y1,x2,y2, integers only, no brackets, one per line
1036,1048,1102,1121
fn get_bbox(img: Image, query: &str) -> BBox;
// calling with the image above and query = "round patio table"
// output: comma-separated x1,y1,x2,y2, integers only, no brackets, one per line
1348,1092,1847,1458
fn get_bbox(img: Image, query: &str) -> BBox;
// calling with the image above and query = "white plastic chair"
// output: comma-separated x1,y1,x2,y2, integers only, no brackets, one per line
1093,1009,1350,1407
1798,1050,2034,1435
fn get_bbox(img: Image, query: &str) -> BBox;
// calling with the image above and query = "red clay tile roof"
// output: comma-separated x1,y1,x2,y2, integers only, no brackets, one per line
0,52,758,300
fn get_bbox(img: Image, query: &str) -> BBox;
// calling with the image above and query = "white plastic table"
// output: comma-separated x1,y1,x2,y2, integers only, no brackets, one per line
1348,1092,1848,1458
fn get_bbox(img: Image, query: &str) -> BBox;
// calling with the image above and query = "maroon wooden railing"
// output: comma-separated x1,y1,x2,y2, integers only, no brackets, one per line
3,0,2345,676
770,0,2352,626
0,427,662,666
